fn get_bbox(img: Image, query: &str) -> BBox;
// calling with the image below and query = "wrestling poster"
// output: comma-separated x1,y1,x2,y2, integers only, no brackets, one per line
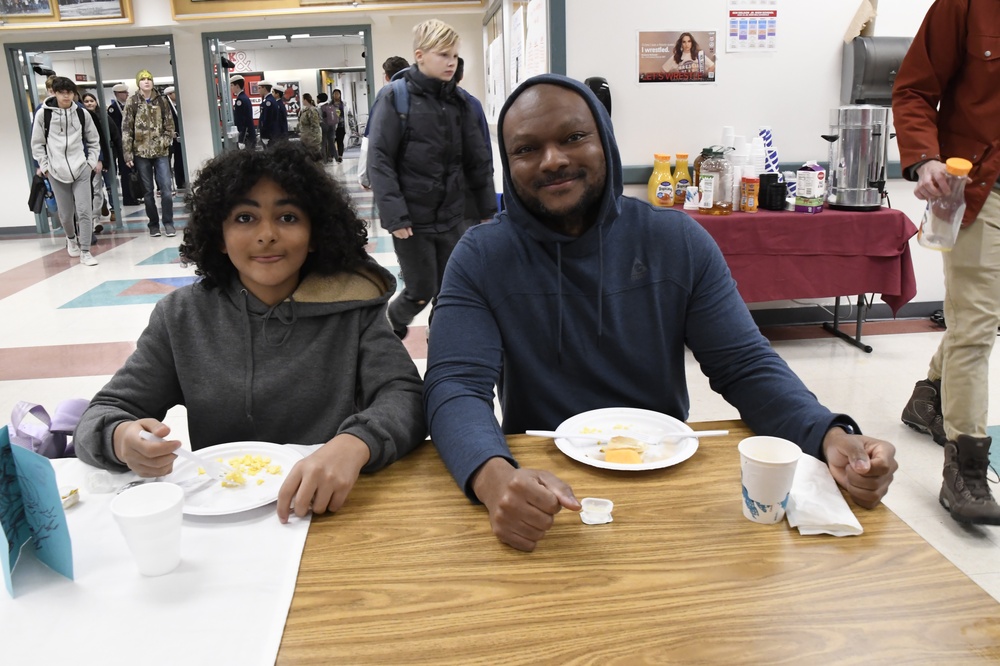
638,31,717,83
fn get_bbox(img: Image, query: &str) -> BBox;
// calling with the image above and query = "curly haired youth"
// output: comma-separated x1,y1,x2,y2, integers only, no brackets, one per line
179,142,369,291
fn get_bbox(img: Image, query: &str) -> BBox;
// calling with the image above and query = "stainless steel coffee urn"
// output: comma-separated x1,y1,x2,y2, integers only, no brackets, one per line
822,105,892,211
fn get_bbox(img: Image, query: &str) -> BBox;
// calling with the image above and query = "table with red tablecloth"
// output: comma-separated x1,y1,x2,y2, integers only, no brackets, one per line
686,206,918,352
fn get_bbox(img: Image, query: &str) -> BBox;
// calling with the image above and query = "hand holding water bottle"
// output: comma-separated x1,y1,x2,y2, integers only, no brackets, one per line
917,157,973,251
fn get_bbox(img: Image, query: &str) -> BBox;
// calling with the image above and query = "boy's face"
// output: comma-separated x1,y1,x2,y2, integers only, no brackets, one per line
55,89,75,109
221,177,313,307
415,43,459,82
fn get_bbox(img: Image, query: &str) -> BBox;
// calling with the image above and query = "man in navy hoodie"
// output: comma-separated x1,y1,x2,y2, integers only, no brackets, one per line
424,74,899,552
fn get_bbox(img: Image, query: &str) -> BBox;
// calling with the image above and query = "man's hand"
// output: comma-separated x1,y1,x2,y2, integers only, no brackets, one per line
94,160,103,174
822,428,897,509
276,434,371,523
392,227,414,239
471,457,581,552
112,419,180,477
914,160,953,200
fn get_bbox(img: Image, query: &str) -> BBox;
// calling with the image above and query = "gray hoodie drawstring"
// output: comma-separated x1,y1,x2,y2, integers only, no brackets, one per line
262,298,298,347
238,289,255,424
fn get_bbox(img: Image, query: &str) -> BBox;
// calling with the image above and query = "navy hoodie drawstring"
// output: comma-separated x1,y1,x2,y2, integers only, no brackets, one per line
556,243,563,360
597,230,604,346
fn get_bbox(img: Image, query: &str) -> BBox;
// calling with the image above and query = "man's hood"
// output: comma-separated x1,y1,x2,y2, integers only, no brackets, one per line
496,73,623,246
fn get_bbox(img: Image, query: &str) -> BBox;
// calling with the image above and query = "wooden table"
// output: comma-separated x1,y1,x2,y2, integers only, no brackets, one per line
278,421,1000,664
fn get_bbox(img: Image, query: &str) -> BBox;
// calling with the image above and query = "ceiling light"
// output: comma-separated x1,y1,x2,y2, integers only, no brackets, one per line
291,34,310,39
267,35,285,40
75,46,90,51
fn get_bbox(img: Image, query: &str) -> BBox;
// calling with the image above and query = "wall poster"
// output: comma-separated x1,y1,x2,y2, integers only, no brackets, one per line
638,31,717,84
727,0,778,52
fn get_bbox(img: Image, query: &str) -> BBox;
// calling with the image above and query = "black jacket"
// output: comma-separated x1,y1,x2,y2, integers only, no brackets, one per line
368,66,496,233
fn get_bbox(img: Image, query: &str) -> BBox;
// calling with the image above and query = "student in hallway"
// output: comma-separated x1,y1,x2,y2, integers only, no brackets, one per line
31,76,102,266
368,20,496,340
122,69,176,237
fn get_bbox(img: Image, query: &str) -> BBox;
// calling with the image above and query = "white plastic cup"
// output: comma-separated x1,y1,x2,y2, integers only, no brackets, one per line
110,482,185,576
684,185,700,210
738,436,801,524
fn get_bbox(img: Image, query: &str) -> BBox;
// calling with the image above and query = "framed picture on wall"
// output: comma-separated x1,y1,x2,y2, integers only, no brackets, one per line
1,0,54,17
56,0,124,20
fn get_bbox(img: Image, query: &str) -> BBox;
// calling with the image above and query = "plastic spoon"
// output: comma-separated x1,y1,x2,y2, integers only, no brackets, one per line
139,430,232,478
525,429,729,445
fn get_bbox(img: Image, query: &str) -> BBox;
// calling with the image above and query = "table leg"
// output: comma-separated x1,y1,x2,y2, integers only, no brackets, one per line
822,295,873,353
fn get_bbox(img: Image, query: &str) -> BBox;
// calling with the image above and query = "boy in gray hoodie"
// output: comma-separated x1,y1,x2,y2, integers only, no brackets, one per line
75,142,427,521
30,76,101,266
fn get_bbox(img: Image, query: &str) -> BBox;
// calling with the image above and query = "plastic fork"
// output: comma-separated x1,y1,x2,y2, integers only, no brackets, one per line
525,429,729,446
139,430,232,478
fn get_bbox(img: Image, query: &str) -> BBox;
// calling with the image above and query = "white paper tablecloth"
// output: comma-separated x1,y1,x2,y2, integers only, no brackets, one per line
2,447,316,665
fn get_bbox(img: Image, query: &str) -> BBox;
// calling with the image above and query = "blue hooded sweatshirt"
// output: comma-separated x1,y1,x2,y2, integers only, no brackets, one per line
424,74,856,500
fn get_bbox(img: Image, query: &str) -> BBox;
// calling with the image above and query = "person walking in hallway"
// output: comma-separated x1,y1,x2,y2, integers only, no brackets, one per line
122,69,176,237
107,82,137,205
368,20,496,340
31,76,101,266
330,88,346,163
894,0,1000,525
164,86,185,189
230,75,257,150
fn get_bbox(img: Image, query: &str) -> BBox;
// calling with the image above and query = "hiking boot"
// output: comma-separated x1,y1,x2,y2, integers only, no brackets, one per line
940,435,1000,525
901,378,946,446
66,237,81,257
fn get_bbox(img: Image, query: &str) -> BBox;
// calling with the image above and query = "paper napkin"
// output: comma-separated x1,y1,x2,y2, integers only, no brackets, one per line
785,454,863,537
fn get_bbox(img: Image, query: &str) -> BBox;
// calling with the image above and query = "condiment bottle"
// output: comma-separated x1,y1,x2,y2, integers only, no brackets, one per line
692,147,712,188
698,149,734,216
918,157,973,251
742,176,760,213
647,153,674,207
673,153,692,206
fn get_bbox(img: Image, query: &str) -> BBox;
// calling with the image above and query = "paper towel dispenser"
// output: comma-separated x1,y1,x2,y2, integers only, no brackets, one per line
841,36,912,106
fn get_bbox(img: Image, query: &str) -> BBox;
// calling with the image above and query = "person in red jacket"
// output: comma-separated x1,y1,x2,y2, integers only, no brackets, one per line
893,0,1000,525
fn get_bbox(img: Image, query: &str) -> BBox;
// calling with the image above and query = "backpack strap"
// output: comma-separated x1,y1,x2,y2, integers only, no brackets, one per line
391,78,409,135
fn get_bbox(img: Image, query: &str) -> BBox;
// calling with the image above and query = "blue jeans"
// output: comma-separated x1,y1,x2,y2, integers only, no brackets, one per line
135,155,173,231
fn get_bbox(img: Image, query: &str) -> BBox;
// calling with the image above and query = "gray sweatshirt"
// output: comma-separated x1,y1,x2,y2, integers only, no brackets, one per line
30,97,100,184
75,262,426,473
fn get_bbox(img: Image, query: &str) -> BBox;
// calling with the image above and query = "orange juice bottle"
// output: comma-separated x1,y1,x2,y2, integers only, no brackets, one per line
673,153,692,206
647,154,674,207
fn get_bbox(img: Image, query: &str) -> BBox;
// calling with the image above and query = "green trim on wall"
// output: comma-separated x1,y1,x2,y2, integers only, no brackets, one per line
622,161,904,185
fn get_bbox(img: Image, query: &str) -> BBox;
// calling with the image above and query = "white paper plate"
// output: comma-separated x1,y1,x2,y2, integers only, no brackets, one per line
552,407,698,471
164,441,304,516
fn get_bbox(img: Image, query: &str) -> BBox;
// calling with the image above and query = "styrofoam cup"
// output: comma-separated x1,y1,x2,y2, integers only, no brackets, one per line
110,482,185,576
738,436,801,524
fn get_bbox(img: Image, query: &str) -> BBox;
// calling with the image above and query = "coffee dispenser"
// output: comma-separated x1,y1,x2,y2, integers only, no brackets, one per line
822,105,892,212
